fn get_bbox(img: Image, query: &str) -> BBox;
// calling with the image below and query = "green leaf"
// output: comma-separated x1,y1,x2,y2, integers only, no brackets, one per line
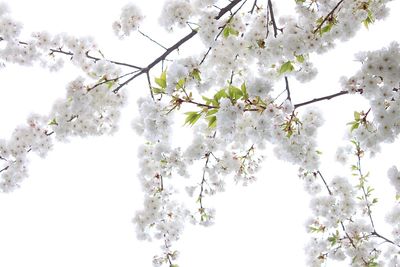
191,69,201,81
214,89,228,102
105,80,115,89
350,122,360,132
295,54,305,63
328,236,337,246
295,0,305,3
320,23,333,34
228,85,243,100
241,82,248,99
206,109,218,117
184,111,202,126
206,115,217,128
152,87,165,95
367,186,374,194
223,26,239,38
278,61,294,75
223,27,230,38
202,96,213,104
309,225,324,233
363,11,375,29
176,78,186,89
229,27,239,36
350,139,359,146
354,111,361,121
154,71,167,89
316,17,324,24
203,96,219,107
48,118,58,126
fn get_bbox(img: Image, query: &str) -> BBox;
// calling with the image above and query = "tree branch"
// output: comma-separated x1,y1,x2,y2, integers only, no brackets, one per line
249,0,259,14
0,165,9,173
48,49,142,69
371,231,400,248
200,0,247,65
284,76,291,102
198,152,211,211
313,0,345,34
316,170,332,195
138,29,168,50
216,0,244,20
113,0,245,93
317,170,357,249
113,30,198,93
267,0,280,38
86,70,140,92
294,90,349,109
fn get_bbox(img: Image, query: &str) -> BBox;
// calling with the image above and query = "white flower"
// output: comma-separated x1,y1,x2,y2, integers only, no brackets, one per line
113,3,144,38
387,166,400,193
246,76,273,99
159,0,193,31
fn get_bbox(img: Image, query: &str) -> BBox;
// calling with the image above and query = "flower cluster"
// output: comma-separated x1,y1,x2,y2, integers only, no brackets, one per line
132,98,190,265
159,0,193,31
0,114,52,192
387,166,400,195
300,139,400,266
49,78,127,141
0,76,126,192
133,98,173,142
341,42,400,153
112,3,144,38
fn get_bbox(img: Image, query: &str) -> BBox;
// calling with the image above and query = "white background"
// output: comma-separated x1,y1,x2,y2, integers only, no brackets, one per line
0,0,400,266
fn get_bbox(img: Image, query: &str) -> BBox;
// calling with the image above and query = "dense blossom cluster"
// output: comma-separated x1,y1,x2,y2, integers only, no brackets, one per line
340,42,400,155
0,78,126,191
159,0,193,31
1,0,400,266
0,114,51,191
49,78,127,140
387,166,400,195
112,3,144,38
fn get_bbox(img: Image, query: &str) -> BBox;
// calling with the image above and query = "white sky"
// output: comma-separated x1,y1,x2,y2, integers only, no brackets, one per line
0,0,400,266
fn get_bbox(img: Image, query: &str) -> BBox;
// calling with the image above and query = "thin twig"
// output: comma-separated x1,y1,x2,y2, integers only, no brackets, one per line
317,170,357,249
316,170,332,195
294,90,349,109
86,70,140,92
340,222,357,249
138,30,168,50
312,0,345,34
113,0,244,93
284,76,291,102
249,0,259,14
371,231,400,248
199,152,212,210
186,99,217,109
216,0,243,20
146,72,155,100
200,0,247,65
113,30,197,93
48,49,142,69
354,143,376,231
267,0,280,38
0,165,9,173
